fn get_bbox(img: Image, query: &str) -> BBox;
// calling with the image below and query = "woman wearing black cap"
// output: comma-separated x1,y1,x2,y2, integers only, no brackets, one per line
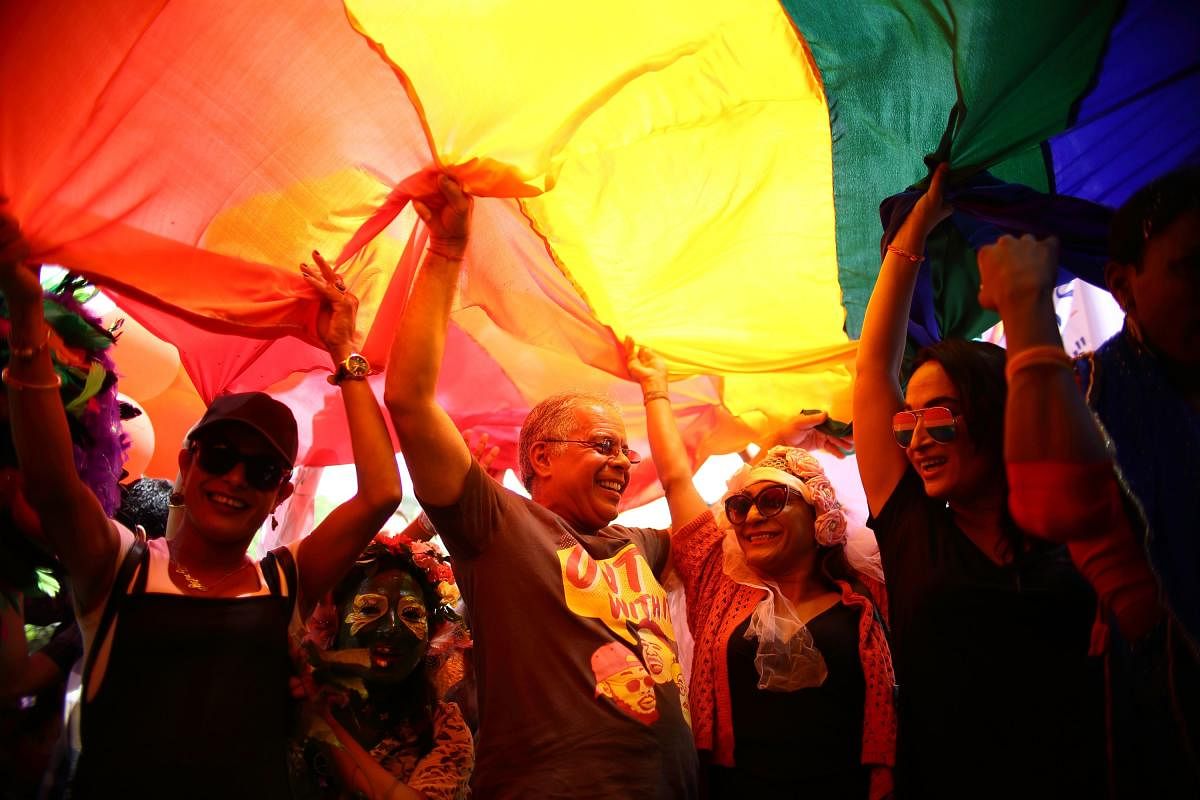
0,207,402,799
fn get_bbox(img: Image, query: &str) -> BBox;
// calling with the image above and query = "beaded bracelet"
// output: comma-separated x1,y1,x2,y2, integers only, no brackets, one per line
1,366,63,390
643,390,670,404
886,244,924,263
1004,345,1072,382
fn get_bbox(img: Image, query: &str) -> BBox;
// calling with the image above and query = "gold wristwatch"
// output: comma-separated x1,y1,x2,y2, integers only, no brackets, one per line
329,352,371,385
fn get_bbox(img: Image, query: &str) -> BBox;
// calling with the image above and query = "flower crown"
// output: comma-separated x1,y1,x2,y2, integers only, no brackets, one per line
363,530,460,608
303,530,467,654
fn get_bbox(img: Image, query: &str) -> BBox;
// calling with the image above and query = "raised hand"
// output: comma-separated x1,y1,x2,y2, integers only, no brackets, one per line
413,175,473,260
300,250,359,356
624,337,669,394
892,162,952,253
977,234,1059,314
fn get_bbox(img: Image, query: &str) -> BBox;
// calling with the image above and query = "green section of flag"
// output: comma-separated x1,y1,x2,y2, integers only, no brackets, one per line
780,0,1118,339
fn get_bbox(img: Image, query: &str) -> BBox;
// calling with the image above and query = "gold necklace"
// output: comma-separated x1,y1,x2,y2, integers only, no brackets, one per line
168,542,253,593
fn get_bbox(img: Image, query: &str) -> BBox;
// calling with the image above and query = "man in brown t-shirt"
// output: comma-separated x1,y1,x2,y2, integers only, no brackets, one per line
384,176,698,799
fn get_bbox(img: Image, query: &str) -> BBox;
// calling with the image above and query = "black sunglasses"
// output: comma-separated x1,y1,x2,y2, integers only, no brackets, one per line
542,437,642,465
724,484,795,525
192,441,291,491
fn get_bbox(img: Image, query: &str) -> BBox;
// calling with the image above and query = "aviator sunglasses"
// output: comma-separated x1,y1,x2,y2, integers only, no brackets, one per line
723,484,796,525
192,441,292,491
891,406,958,448
541,437,642,464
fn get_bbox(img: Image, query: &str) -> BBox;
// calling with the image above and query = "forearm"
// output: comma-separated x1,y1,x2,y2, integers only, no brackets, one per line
384,252,461,414
5,301,81,509
856,248,923,382
323,711,423,800
1001,293,1106,464
339,375,403,511
4,298,116,604
383,251,471,505
640,384,706,527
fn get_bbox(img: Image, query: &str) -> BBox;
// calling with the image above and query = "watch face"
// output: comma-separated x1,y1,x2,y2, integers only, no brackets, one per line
346,353,370,377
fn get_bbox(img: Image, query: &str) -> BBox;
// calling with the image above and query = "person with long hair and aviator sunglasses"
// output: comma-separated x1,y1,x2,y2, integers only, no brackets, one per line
854,165,1107,799
627,341,896,800
0,205,403,799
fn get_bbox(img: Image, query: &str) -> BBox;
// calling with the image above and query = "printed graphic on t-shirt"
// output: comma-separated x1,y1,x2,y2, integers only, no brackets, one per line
558,542,675,643
629,620,691,727
561,542,692,728
591,641,659,725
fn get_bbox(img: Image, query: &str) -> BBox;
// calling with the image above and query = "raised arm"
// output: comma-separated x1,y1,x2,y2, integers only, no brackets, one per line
976,236,1106,466
0,207,117,615
626,340,707,528
979,234,1161,639
854,164,951,516
293,252,403,614
383,176,474,507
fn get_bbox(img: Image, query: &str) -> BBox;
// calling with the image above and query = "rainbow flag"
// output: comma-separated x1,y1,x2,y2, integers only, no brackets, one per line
2,0,1195,505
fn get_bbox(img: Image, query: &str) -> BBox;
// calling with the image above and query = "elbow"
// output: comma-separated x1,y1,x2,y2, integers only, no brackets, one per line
23,479,85,518
1007,462,1121,542
361,480,403,516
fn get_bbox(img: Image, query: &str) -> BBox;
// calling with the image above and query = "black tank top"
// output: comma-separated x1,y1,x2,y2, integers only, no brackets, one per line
73,541,297,799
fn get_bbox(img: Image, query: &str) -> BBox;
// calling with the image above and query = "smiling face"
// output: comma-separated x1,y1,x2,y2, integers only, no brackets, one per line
334,568,430,683
732,480,818,579
533,403,631,531
903,362,999,502
177,423,293,547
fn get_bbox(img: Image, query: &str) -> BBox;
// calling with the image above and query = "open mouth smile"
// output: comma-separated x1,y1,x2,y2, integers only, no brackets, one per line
206,491,249,511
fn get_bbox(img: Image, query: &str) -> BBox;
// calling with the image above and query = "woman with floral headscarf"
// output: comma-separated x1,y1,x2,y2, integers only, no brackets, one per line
628,343,896,800
291,531,474,800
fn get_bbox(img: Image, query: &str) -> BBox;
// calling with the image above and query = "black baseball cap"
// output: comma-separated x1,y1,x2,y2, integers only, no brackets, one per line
189,392,298,466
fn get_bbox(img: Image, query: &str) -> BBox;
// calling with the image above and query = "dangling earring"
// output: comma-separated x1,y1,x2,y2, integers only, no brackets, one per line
271,513,279,531
169,491,185,508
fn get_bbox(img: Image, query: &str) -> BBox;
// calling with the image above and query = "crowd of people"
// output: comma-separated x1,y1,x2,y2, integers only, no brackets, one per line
0,163,1196,799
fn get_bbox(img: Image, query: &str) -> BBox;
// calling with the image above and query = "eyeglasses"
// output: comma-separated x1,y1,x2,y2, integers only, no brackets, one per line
724,484,795,525
542,438,641,464
892,406,958,448
192,441,292,491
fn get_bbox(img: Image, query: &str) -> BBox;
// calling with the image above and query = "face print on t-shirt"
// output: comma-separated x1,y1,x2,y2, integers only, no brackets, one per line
591,641,659,725
632,623,691,727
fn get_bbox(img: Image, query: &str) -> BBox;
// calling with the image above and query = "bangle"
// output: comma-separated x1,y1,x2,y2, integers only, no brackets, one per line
8,326,50,360
1005,345,1072,382
643,390,670,404
1,366,63,390
886,244,924,263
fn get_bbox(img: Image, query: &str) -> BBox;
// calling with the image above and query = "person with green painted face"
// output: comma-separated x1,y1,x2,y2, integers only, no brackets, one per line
291,532,473,800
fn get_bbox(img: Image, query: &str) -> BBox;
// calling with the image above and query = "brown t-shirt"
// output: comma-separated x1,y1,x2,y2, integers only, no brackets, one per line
423,462,698,799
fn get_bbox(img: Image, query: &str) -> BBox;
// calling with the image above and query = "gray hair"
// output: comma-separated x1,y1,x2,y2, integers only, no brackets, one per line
518,392,622,490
